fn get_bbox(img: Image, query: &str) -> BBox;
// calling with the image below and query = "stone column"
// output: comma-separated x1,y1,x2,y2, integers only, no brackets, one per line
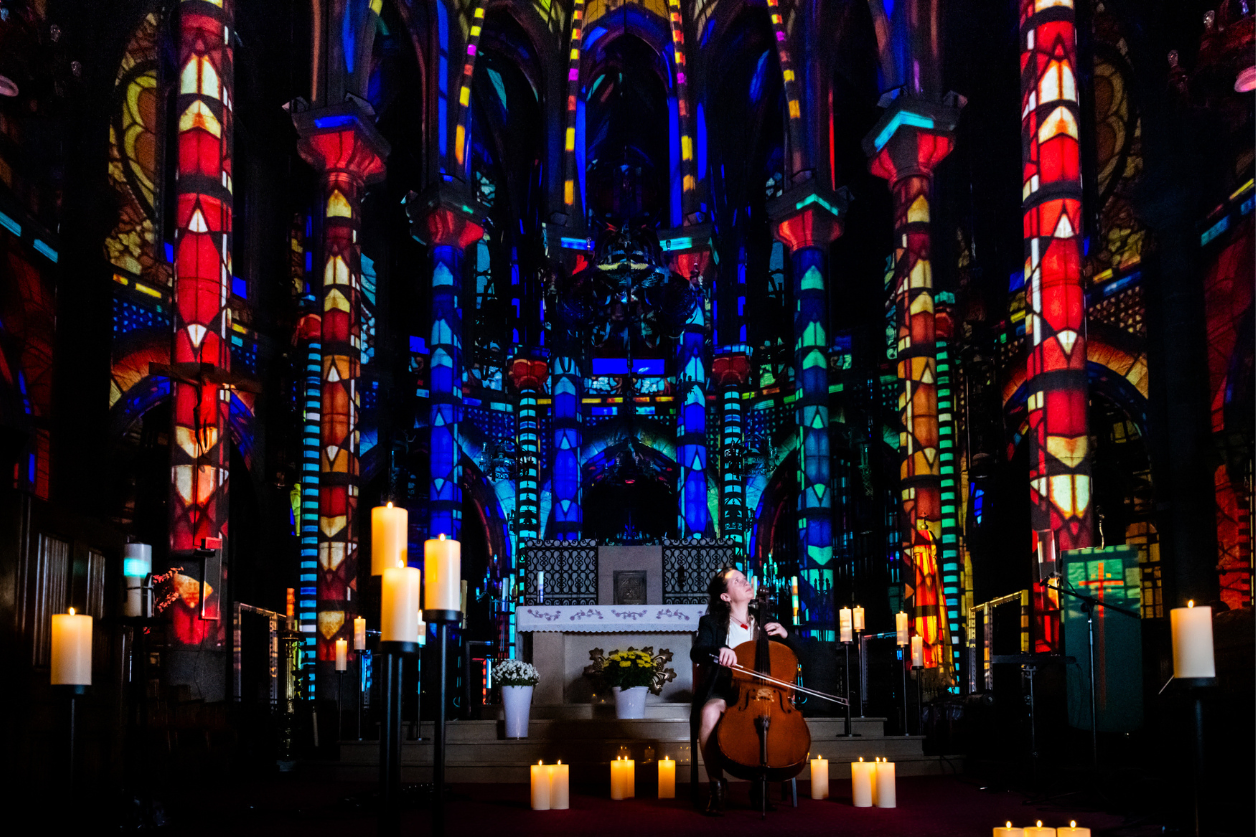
865,100,958,672
769,185,847,632
405,187,486,542
295,104,388,673
170,0,234,561
1020,0,1093,649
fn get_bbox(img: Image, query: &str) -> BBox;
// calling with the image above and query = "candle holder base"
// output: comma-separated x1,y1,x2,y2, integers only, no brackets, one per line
1176,677,1217,690
53,684,89,697
422,609,461,624
379,640,421,656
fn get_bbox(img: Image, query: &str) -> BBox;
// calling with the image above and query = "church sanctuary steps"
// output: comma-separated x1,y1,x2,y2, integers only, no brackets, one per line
332,711,959,784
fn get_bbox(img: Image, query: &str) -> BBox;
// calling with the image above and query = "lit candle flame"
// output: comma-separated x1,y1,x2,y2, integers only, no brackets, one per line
1007,823,1013,829
68,607,75,615
1187,600,1195,608
858,757,863,762
1071,822,1077,828
439,533,446,541
386,501,393,508
1037,821,1043,828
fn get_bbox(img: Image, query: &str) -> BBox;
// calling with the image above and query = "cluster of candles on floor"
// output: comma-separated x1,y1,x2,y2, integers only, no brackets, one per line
529,761,570,810
808,756,896,807
529,756,679,808
995,821,1090,836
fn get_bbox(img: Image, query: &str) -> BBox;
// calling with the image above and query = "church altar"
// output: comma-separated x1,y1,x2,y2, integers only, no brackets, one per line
518,604,708,706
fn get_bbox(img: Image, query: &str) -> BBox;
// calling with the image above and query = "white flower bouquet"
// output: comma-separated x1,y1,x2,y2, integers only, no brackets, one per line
496,659,540,687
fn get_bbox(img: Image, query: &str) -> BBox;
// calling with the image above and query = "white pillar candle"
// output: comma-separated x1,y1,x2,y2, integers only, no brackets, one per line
51,609,92,686
874,758,896,807
853,605,865,632
610,757,626,800
1024,822,1056,837
1058,822,1089,837
537,570,545,603
896,611,910,646
624,758,635,797
658,756,675,799
809,755,829,799
550,761,570,809
122,543,152,618
424,535,461,612
839,607,853,643
353,616,367,651
1170,601,1216,678
371,503,408,575
335,639,348,671
530,761,552,810
994,824,1026,837
381,566,420,643
851,758,874,807
911,634,924,667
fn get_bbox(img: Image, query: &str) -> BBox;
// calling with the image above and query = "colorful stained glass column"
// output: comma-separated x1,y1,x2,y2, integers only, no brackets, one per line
406,189,486,542
295,105,388,669
769,185,847,631
1020,0,1094,648
170,0,234,560
865,101,958,671
550,346,583,541
713,352,750,548
667,236,713,539
508,356,547,546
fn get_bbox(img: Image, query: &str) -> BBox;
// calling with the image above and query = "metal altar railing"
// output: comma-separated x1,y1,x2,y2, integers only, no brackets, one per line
519,539,598,605
661,538,742,605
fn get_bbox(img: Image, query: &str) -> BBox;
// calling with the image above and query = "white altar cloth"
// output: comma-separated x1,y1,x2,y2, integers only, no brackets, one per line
518,604,708,633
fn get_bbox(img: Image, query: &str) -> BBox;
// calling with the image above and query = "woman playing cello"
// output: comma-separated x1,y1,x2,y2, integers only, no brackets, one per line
690,567,801,815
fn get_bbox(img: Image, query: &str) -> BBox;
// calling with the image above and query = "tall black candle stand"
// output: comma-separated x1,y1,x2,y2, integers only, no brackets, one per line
424,608,459,837
55,683,89,799
912,665,923,736
839,641,855,736
356,656,364,740
1179,677,1215,837
898,646,909,736
378,640,419,836
337,670,345,741
855,632,864,717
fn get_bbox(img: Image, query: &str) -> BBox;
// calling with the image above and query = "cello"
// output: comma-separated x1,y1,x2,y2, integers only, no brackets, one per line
712,588,847,815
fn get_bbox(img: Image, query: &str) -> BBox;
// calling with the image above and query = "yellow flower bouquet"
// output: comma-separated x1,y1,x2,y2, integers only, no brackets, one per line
584,646,676,694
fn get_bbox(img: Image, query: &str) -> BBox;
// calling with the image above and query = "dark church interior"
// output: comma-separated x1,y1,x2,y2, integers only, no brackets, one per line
0,0,1252,833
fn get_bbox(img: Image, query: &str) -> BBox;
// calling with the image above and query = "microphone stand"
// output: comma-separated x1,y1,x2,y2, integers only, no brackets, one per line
1047,577,1140,769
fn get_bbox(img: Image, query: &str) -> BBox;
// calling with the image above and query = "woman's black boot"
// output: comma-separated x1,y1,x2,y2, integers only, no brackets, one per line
703,778,726,816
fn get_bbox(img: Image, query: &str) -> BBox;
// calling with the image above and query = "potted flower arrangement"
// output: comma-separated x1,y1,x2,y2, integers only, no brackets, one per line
584,647,675,719
496,659,540,738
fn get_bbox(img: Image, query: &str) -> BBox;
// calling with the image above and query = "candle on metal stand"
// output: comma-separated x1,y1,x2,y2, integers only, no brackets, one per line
658,756,675,799
425,535,461,614
51,608,93,686
550,760,570,809
911,634,924,668
1170,601,1215,678
809,755,829,799
335,639,348,671
530,761,552,810
537,570,545,604
850,757,874,807
381,566,420,642
353,616,367,651
371,502,408,575
853,605,865,633
895,611,910,646
839,607,853,643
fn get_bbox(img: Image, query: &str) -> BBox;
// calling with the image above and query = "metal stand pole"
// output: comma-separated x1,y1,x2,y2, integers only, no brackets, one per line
68,693,77,798
1085,602,1098,768
378,642,418,836
912,665,923,736
337,670,345,742
856,633,864,718
900,652,909,736
842,642,852,736
1190,687,1207,837
55,684,87,805
1026,665,1039,785
433,622,450,837
357,662,364,741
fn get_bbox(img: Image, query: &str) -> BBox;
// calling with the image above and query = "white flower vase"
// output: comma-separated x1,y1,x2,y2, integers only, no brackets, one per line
613,686,649,719
502,685,534,738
